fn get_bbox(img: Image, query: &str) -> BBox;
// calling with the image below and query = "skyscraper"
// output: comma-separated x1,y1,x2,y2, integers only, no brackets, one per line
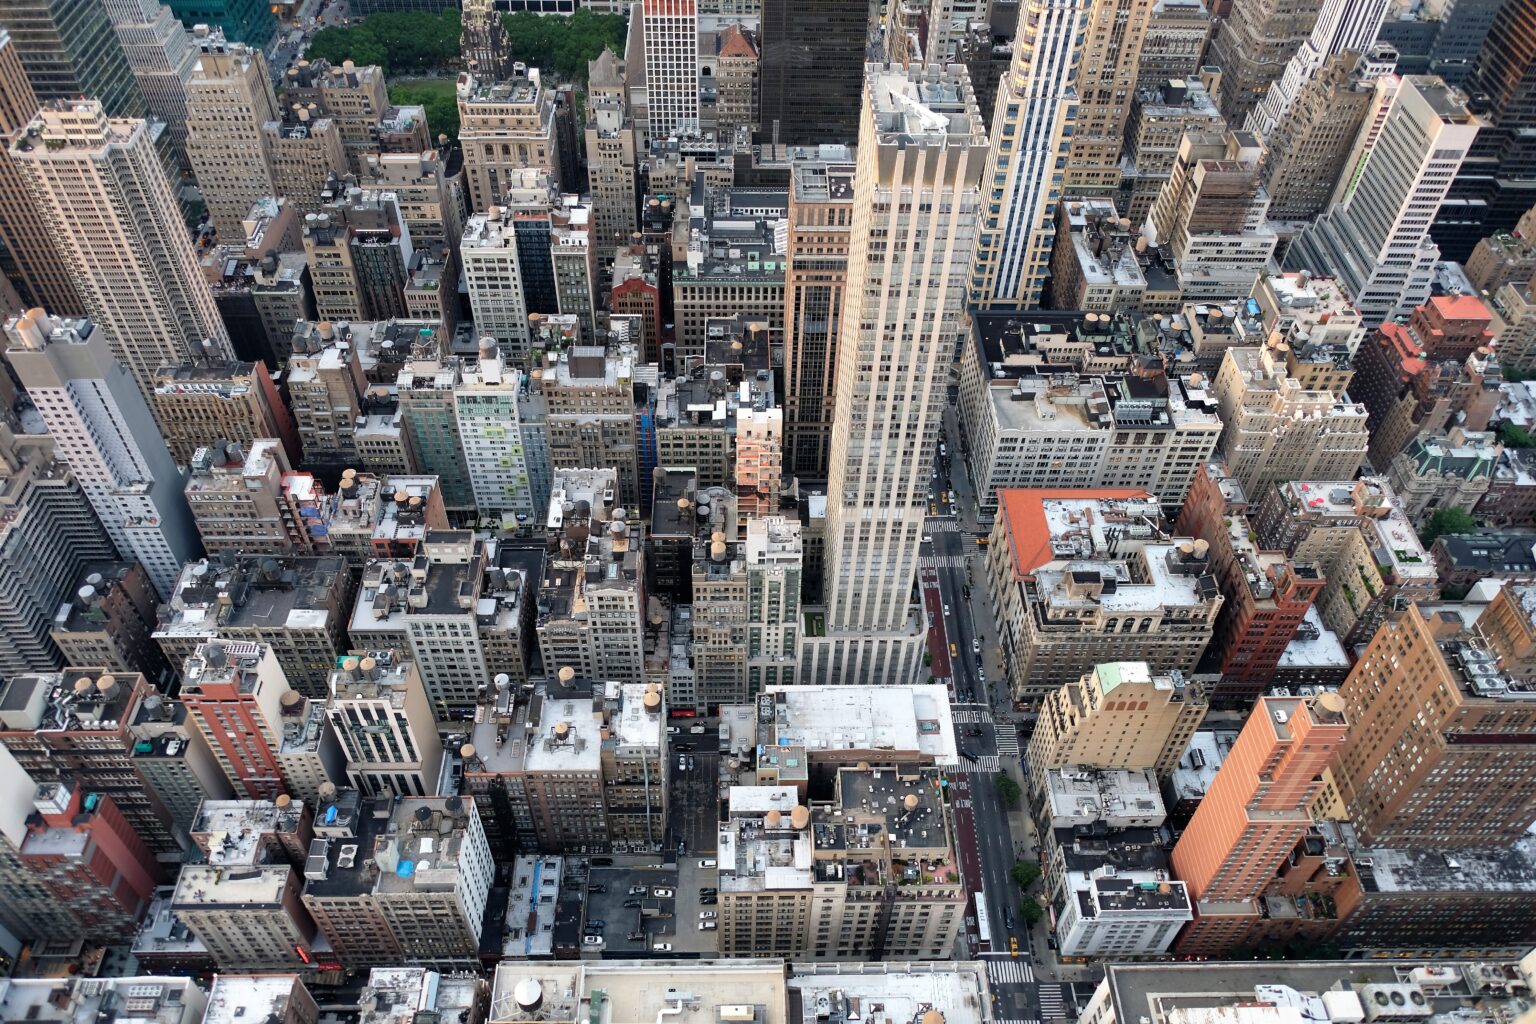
10,101,232,401
0,0,145,117
1169,692,1349,954
641,0,699,139
969,0,1086,310
0,29,79,315
183,32,278,240
163,0,275,49
4,309,203,598
783,159,853,479
1064,0,1156,195
0,423,116,679
101,0,197,173
1289,77,1480,326
1206,0,1322,125
804,64,987,686
1245,0,1390,137
460,0,512,80
757,0,871,145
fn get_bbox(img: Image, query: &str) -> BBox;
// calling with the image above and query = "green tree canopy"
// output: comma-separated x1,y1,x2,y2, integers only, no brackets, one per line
1420,506,1478,545
1010,859,1041,891
1497,421,1536,449
502,9,628,83
389,80,459,143
1020,898,1044,925
307,9,461,76
994,773,1021,808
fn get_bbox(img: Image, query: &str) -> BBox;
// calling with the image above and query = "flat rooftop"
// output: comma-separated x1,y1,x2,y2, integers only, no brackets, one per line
1167,730,1240,804
1043,768,1167,825
204,976,303,1024
172,863,292,908
489,961,790,1024
0,977,206,1024
787,963,989,1024
760,685,957,765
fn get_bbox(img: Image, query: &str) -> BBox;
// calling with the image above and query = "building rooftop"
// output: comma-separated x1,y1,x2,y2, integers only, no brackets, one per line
996,490,1167,578
1095,954,1533,1024
1434,532,1536,575
303,793,479,899
1277,605,1350,668
0,976,206,1024
488,961,790,1024
1043,769,1167,827
204,976,304,1024
361,967,481,1024
786,963,990,1024
192,798,307,866
757,685,957,765
502,856,562,958
1347,825,1536,894
867,64,987,147
351,535,483,633
155,555,348,639
0,667,139,733
1167,729,1240,804
172,863,292,908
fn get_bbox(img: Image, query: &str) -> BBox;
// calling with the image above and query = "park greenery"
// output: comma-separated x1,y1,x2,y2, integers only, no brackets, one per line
502,10,629,83
389,80,459,143
1497,420,1536,449
1011,860,1045,924
1420,506,1478,545
307,10,462,75
994,773,1021,808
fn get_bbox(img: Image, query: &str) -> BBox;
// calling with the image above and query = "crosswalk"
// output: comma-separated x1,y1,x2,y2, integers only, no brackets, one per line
960,754,1002,772
995,728,1021,757
952,708,993,724
924,518,964,532
987,958,1035,984
993,1018,1040,1024
1037,983,1069,1020
919,555,969,567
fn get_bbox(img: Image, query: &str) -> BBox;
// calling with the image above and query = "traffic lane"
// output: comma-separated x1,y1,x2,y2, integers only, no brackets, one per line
924,578,952,680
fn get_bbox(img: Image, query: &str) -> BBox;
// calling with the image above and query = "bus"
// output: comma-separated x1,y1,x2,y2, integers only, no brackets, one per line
973,894,993,953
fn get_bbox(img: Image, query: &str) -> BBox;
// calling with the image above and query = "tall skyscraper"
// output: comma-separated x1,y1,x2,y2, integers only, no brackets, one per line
804,64,987,686
970,0,1086,310
0,29,78,315
163,0,275,49
460,0,513,80
101,0,197,173
0,0,145,117
641,0,699,139
783,159,853,479
0,423,116,678
4,310,203,598
757,0,871,145
1206,0,1322,125
10,101,232,401
184,32,278,240
1064,0,1156,195
1289,77,1480,326
1169,692,1349,954
1245,0,1390,136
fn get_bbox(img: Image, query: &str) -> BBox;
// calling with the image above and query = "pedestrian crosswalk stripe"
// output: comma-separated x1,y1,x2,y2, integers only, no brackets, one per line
1037,984,1068,1019
959,754,1001,772
986,959,1034,984
919,555,969,567
995,731,1021,756
952,708,993,723
924,518,963,532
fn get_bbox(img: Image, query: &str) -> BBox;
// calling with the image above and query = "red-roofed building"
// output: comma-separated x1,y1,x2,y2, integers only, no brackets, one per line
986,488,1222,704
714,26,758,139
1351,308,1500,469
609,245,662,363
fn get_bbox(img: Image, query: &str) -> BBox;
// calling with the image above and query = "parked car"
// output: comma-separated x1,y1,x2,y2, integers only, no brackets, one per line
627,931,645,942
588,884,606,894
698,859,716,868
972,638,981,652
653,942,673,951
698,887,717,894
700,896,718,905
583,935,604,946
628,885,648,895
588,919,605,929
652,888,674,898
689,724,707,734
698,920,717,930
667,726,681,735
623,899,642,908
699,911,717,919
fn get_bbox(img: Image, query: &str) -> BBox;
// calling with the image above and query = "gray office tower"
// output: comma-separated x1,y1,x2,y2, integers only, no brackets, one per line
0,0,145,117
